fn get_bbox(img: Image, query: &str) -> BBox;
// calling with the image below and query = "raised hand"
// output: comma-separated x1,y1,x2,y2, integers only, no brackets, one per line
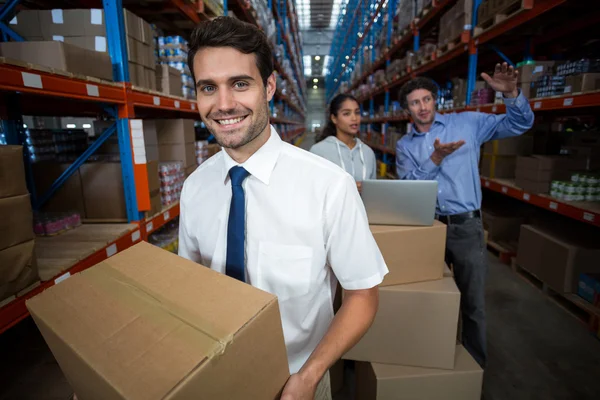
481,62,519,98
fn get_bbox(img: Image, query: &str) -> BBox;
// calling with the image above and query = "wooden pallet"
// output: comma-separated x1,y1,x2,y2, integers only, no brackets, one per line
511,259,600,331
474,0,534,37
487,239,517,264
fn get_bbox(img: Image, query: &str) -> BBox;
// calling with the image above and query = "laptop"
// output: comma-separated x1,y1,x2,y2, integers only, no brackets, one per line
361,180,438,226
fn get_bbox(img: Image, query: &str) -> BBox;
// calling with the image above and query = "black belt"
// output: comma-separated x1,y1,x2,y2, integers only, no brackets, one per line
437,210,481,225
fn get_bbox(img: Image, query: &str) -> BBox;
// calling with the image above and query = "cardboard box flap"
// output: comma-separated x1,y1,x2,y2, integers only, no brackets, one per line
26,242,278,399
369,220,444,233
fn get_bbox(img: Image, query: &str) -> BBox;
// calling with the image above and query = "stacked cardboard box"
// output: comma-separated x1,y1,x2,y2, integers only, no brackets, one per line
516,61,556,98
346,222,484,399
155,65,183,97
157,119,197,174
0,146,39,302
515,155,587,194
480,135,533,179
9,9,155,89
26,242,290,398
482,210,524,243
438,0,472,49
517,225,600,294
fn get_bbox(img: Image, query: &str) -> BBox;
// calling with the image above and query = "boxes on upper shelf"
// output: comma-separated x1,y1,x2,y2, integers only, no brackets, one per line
0,41,113,81
355,346,483,400
156,65,183,97
480,154,517,179
343,276,460,369
517,225,600,294
484,136,534,156
26,242,290,400
370,222,447,287
515,155,587,194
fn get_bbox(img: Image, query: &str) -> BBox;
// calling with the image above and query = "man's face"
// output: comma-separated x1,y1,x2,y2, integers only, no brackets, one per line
193,47,275,149
406,88,436,126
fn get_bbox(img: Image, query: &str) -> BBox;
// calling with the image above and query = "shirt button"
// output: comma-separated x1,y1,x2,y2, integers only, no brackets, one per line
438,190,442,194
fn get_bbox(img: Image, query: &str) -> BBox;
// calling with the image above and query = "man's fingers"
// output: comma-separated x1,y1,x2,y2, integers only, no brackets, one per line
481,72,493,85
501,62,508,73
495,63,502,74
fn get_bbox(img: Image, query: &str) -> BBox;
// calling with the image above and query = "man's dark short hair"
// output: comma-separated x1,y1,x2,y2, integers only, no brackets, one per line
187,16,274,87
398,77,439,109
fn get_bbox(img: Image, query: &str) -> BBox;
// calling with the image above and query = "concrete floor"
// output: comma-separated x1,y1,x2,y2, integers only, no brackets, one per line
1,252,599,399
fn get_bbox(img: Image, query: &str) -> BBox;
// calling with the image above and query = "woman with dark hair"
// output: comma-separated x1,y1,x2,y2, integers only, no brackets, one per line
310,94,377,192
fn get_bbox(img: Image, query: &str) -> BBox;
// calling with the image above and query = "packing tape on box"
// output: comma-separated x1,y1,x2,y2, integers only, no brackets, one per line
86,264,233,357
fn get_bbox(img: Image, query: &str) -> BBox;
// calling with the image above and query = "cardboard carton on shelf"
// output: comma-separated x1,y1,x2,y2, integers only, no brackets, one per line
0,194,34,251
482,210,524,243
0,146,28,200
0,41,113,81
149,189,163,216
370,221,447,287
156,65,184,97
356,345,483,400
159,143,197,168
517,225,600,294
156,119,196,144
480,154,517,179
0,240,39,302
343,276,460,369
565,73,600,94
80,162,127,221
483,136,534,156
147,160,160,193
26,242,289,399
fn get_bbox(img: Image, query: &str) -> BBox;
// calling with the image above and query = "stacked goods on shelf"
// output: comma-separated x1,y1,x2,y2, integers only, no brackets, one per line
415,42,436,66
147,160,162,215
196,140,209,166
480,135,534,179
397,0,414,36
6,9,155,87
26,242,290,399
252,0,277,42
520,59,600,99
517,224,600,294
273,45,303,107
148,219,180,254
156,119,197,177
438,0,472,52
0,40,112,81
0,146,39,302
558,59,600,95
515,155,588,194
32,162,86,217
451,78,468,108
578,273,600,307
550,173,600,203
25,129,88,164
482,209,524,244
416,0,434,16
159,162,185,207
470,83,495,106
155,64,183,97
157,36,195,99
515,60,555,98
347,222,483,399
33,212,82,236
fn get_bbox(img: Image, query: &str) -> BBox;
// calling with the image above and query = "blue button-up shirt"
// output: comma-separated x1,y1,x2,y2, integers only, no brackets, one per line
396,92,534,215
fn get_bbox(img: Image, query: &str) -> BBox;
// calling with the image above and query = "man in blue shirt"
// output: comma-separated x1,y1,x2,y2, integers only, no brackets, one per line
396,63,534,368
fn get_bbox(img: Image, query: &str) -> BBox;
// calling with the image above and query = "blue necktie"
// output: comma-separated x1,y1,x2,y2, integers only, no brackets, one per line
226,166,250,282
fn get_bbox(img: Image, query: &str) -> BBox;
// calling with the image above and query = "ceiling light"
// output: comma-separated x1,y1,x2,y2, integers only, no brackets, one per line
342,63,346,67
345,55,350,60
66,124,76,129
313,85,318,89
82,123,92,129
313,78,318,83
334,79,338,82
315,55,321,61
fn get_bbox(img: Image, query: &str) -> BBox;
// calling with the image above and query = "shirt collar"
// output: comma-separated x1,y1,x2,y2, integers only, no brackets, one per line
221,125,282,185
410,112,447,137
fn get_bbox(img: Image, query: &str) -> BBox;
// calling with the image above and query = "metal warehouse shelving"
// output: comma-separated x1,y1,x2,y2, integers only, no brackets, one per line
0,0,306,332
327,0,600,229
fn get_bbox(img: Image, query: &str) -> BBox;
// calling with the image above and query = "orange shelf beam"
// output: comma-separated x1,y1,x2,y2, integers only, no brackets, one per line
143,202,181,238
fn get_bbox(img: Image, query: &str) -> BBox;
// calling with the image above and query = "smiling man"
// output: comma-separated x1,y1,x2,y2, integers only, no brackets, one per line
396,70,534,368
178,17,388,400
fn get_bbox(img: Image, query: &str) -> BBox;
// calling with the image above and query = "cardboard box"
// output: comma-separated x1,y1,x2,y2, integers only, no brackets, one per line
517,225,600,293
355,345,483,400
517,61,556,84
482,211,523,242
63,36,108,53
149,189,163,216
32,163,86,215
159,143,197,168
26,242,289,399
578,273,600,306
147,161,160,192
0,240,38,302
0,194,34,251
156,65,183,97
0,146,28,199
144,67,157,90
514,177,551,194
480,154,516,179
343,277,460,369
9,10,43,38
369,222,446,287
156,119,196,144
0,41,112,81
80,163,127,220
483,136,534,156
565,73,600,94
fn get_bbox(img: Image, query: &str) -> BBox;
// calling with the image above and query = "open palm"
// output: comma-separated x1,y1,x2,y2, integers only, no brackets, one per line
481,62,518,96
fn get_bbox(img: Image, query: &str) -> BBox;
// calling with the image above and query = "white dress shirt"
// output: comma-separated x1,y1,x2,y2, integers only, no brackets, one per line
179,125,388,374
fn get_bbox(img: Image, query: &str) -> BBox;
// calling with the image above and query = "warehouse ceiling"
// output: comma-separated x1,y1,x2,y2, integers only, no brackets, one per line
298,0,345,77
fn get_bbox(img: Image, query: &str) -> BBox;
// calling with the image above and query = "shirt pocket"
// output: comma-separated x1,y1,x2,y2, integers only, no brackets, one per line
257,241,313,302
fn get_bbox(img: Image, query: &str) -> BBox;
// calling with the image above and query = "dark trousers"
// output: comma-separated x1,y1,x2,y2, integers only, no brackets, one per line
444,216,488,368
